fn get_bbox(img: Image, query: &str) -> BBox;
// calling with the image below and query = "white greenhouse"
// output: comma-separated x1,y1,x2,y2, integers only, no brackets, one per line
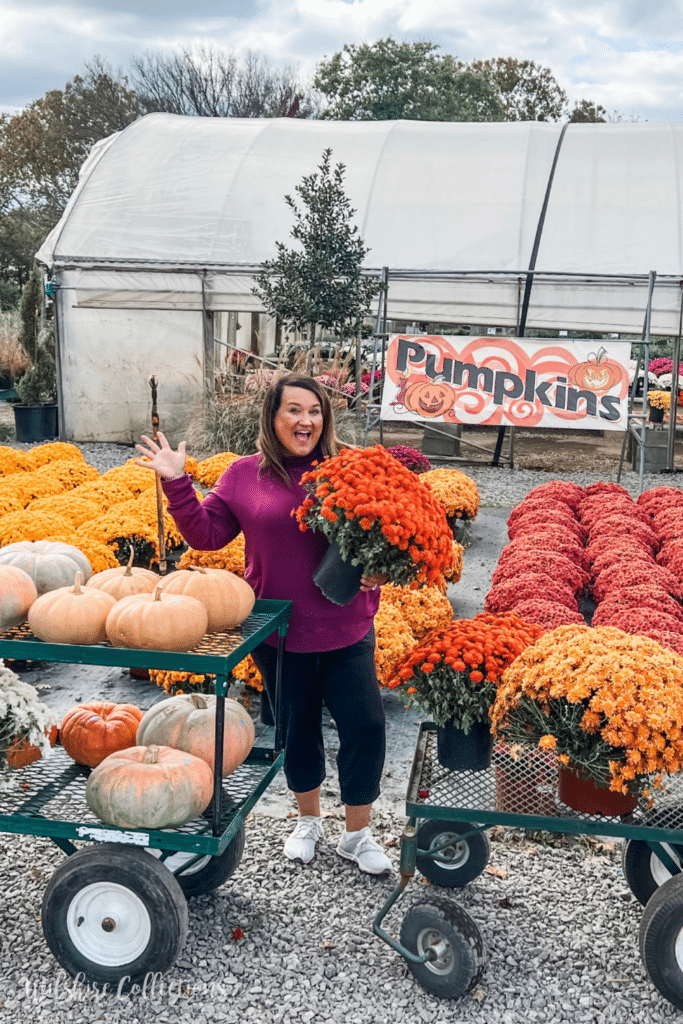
37,114,683,442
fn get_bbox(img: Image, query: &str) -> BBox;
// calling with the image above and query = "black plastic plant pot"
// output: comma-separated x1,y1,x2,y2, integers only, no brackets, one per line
313,541,364,606
436,722,495,772
13,403,58,442
648,405,665,423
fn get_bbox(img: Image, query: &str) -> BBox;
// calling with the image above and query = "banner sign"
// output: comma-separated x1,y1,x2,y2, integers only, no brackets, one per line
380,335,631,431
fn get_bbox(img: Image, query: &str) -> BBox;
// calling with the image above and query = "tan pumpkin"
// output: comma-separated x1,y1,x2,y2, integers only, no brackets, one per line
85,743,213,829
0,540,92,594
60,701,145,768
136,692,255,776
87,546,159,601
0,565,38,633
201,568,255,623
28,572,117,645
105,585,208,651
159,567,253,632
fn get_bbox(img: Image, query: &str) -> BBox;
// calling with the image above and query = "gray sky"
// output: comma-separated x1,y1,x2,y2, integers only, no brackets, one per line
1,0,682,119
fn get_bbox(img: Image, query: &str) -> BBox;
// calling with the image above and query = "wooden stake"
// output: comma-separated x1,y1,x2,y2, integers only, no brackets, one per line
149,375,167,575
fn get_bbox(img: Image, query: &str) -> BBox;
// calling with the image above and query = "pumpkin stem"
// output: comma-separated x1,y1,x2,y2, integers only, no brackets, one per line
595,346,608,364
143,744,160,764
153,585,163,601
124,545,135,577
190,694,208,708
72,571,83,594
188,566,207,575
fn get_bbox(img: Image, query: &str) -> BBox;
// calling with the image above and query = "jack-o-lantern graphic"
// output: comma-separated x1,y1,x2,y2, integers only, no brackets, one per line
568,347,625,392
404,378,456,418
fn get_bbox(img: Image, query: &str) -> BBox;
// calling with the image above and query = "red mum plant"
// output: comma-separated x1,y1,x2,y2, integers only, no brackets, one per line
508,509,587,544
651,514,683,546
507,497,577,531
593,607,683,637
583,481,632,499
587,515,658,553
585,534,654,566
491,551,588,596
509,599,585,630
642,629,683,658
385,445,432,475
589,547,656,583
503,531,590,572
578,499,651,531
637,487,683,516
523,480,585,511
652,506,683,531
294,445,455,589
485,573,579,614
387,612,543,731
592,585,683,624
592,561,683,603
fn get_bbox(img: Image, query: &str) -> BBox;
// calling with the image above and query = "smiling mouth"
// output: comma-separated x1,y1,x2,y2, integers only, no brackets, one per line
294,431,312,442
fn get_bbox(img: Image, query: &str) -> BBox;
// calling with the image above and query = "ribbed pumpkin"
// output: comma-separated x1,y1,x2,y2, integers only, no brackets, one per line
105,585,208,651
85,744,213,829
0,565,38,633
0,541,92,594
60,701,145,768
28,572,116,644
136,693,255,776
87,546,159,601
159,567,254,632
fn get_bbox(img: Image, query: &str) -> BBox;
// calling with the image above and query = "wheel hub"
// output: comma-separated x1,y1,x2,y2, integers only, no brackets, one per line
428,833,470,870
66,882,152,967
416,926,455,975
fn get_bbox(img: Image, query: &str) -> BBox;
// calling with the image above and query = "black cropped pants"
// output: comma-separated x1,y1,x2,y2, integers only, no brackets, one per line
251,628,386,806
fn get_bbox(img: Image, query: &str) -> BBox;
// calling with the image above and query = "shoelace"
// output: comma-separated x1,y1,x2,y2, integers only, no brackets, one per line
291,818,321,839
348,833,381,856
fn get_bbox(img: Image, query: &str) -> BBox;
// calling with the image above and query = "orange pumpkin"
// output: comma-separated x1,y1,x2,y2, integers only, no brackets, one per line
7,723,58,769
28,572,117,645
85,744,214,829
568,347,624,392
105,585,208,651
159,567,254,632
136,693,255,776
87,546,159,601
404,379,456,418
0,565,38,633
60,701,145,768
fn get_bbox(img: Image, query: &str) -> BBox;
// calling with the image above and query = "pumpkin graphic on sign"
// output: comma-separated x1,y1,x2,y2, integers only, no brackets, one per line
568,347,625,392
404,378,456,418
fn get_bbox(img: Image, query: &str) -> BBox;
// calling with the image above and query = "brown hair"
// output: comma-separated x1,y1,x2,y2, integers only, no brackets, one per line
257,373,344,486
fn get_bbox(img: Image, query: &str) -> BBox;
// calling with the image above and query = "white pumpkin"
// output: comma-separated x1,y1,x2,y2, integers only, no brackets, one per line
0,541,92,595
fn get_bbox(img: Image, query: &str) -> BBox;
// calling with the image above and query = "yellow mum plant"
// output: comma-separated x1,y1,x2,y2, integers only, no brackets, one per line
178,535,246,576
71,479,139,510
374,601,416,686
0,447,30,475
33,460,100,491
421,469,480,522
0,509,76,545
492,624,683,795
194,452,241,488
648,390,671,411
24,442,85,468
379,583,454,640
0,494,23,519
28,494,102,529
101,463,157,498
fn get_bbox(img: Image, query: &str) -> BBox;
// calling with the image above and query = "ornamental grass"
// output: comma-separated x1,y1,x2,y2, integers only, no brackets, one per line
491,624,683,794
294,445,455,589
379,583,454,640
385,445,432,475
194,452,241,489
388,612,543,731
178,535,246,576
485,573,579,614
507,599,585,630
419,469,480,522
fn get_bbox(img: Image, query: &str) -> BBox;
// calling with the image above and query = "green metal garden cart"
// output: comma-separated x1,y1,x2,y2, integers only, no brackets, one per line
373,721,683,1010
0,597,291,992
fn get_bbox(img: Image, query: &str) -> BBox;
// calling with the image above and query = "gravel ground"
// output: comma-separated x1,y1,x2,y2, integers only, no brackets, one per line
2,441,683,1022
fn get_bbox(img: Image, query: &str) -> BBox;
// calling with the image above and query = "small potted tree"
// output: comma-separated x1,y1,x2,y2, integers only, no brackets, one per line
13,322,58,441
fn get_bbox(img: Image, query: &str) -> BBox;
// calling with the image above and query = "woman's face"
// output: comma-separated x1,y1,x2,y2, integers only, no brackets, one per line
273,386,324,457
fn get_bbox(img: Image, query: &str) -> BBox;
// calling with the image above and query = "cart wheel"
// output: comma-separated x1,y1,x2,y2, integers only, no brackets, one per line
639,872,683,1009
416,819,490,887
42,843,188,992
623,834,683,905
148,827,246,896
399,896,485,998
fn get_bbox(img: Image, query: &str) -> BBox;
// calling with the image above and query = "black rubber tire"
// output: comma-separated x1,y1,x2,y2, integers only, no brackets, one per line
623,833,683,906
150,827,246,896
639,872,683,1010
416,819,490,887
42,843,188,992
399,896,485,998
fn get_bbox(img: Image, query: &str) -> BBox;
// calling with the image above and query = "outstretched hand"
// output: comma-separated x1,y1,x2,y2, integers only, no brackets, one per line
135,431,187,481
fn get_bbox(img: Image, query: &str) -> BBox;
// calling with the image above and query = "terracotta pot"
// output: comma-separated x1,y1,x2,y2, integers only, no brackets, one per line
494,744,556,815
6,724,58,768
558,763,638,816
129,667,151,680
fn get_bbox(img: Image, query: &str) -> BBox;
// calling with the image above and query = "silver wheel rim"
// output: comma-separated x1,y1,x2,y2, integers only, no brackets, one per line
146,848,212,876
651,846,683,888
66,882,152,967
416,926,455,976
675,924,683,972
428,833,470,871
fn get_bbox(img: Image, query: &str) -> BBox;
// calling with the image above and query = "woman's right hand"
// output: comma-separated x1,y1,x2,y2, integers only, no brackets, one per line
135,431,187,480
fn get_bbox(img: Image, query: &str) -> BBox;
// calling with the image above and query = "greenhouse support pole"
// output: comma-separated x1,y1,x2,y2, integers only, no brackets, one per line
364,267,389,446
638,271,657,493
666,282,683,471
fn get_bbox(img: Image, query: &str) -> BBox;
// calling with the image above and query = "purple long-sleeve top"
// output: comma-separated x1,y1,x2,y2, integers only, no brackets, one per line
162,449,380,652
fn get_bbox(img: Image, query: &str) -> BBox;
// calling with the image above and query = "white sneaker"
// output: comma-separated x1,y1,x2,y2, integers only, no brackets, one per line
336,827,393,875
283,815,323,864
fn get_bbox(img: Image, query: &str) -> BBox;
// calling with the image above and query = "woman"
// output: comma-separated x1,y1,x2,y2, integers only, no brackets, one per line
136,373,392,874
